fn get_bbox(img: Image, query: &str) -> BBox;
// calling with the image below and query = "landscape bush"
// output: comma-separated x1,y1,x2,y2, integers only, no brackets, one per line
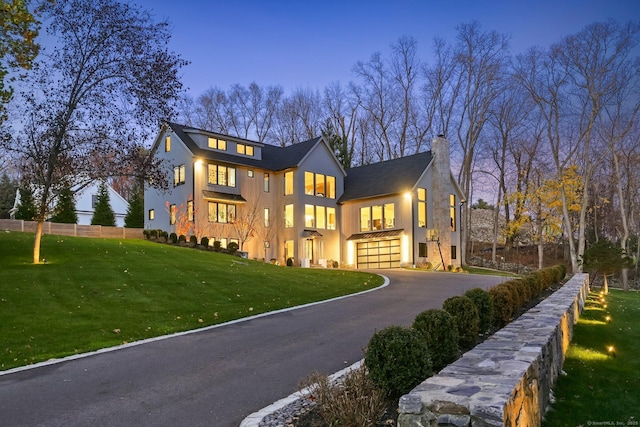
488,285,514,328
189,235,197,246
412,309,459,372
227,241,239,255
301,364,386,426
212,240,222,252
364,326,432,398
200,236,209,247
168,232,177,244
442,295,480,350
464,288,494,334
158,230,168,242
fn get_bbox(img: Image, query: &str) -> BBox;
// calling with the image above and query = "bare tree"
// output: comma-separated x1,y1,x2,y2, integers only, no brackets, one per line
451,22,511,262
3,0,187,264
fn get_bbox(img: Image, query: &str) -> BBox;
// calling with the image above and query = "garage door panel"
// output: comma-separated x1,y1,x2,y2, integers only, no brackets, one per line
357,238,401,269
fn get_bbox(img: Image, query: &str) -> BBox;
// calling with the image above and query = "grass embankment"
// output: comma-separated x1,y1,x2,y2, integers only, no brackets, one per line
544,289,640,426
0,232,382,371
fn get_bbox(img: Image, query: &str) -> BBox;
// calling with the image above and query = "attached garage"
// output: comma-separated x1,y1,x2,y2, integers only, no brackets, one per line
347,230,404,269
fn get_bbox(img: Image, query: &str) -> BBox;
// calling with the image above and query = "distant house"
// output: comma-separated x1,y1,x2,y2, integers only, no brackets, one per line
144,122,464,269
75,182,129,227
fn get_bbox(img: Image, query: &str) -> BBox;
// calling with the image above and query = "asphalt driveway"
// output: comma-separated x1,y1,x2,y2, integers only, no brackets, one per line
0,270,505,427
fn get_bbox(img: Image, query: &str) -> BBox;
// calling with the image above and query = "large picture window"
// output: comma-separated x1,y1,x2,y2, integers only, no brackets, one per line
360,203,395,232
208,164,236,187
304,171,336,199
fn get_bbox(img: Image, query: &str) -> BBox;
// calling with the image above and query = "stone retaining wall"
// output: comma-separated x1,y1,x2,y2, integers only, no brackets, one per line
398,273,589,427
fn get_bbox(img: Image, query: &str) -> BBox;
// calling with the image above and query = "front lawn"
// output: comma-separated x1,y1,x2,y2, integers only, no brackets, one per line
543,289,640,426
0,232,382,371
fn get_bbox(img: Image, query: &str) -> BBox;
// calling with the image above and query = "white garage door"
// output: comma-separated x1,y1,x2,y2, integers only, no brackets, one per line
357,239,401,269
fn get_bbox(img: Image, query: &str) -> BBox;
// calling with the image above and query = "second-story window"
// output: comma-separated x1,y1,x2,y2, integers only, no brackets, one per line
165,136,171,152
264,173,270,192
173,164,185,186
418,188,427,228
284,171,294,195
208,164,236,187
304,172,336,199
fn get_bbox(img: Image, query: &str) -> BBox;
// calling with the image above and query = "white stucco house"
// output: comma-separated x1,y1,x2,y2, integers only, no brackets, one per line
144,122,464,269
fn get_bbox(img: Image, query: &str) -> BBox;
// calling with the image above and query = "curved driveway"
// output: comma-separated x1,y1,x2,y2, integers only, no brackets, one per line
0,270,504,427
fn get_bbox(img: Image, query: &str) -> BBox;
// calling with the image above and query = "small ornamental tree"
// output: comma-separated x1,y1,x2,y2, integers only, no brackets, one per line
581,240,634,294
15,182,37,220
91,182,115,226
124,189,144,228
51,183,78,223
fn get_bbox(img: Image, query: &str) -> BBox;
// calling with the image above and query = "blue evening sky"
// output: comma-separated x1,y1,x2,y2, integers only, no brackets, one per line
134,0,640,97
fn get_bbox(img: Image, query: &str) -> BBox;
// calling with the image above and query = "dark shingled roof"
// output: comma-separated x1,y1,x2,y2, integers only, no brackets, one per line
339,151,433,203
165,122,321,171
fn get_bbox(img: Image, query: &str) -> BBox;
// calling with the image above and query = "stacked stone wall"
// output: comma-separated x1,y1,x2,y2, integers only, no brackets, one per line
398,273,589,427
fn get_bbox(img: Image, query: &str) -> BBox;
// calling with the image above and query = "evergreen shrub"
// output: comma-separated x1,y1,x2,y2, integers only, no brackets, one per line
178,234,186,243
227,241,239,254
488,285,514,328
365,326,432,398
412,309,459,372
464,287,494,334
200,237,209,247
168,233,177,244
442,295,480,351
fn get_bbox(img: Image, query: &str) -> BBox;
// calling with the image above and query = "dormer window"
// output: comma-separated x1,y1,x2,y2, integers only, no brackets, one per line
208,137,227,150
237,143,254,156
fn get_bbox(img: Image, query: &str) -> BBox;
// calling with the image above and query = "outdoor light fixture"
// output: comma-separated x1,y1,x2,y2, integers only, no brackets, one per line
605,315,611,323
607,345,616,357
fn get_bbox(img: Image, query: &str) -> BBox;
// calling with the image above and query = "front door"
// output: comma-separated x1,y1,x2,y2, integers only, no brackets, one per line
305,238,314,263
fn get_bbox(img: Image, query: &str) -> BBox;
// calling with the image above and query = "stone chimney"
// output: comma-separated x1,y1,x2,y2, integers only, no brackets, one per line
431,135,451,268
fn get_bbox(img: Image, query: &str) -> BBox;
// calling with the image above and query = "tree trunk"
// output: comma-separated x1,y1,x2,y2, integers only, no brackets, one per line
33,220,43,264
603,273,609,295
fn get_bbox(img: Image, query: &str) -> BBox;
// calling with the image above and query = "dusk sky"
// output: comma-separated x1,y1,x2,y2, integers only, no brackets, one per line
134,0,640,97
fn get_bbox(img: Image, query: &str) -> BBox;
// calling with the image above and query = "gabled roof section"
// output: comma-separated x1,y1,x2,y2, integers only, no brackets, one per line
161,122,323,171
339,151,433,203
261,137,322,171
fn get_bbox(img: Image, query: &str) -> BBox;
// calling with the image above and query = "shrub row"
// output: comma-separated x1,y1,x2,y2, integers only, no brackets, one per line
142,229,239,255
365,264,567,398
488,264,566,328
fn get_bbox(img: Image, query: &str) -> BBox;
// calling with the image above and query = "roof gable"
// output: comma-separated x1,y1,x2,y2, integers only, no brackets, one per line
339,151,433,202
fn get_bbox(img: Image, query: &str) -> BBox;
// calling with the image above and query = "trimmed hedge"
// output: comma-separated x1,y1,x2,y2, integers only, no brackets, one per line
464,287,494,334
442,295,480,351
412,309,459,372
365,326,432,398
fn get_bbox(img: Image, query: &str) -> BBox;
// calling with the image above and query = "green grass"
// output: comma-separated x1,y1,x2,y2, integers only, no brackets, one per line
543,289,640,426
0,232,382,371
462,266,518,277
